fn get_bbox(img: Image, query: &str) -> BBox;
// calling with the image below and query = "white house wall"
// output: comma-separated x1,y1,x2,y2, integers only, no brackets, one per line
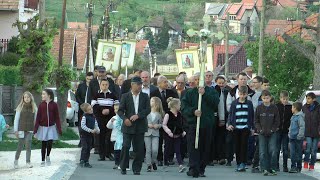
0,11,19,39
18,0,38,22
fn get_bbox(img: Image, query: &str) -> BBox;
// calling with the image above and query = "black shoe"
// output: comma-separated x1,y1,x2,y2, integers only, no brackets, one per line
219,159,226,165
226,161,232,166
98,158,105,161
199,173,206,177
168,161,175,165
289,167,298,173
84,162,92,168
106,154,115,161
147,165,152,172
113,165,119,169
158,161,163,166
79,160,85,167
251,167,260,173
78,142,81,148
208,162,215,166
121,169,126,175
94,150,99,154
164,161,169,166
152,163,157,171
187,170,193,176
283,167,288,172
133,171,140,175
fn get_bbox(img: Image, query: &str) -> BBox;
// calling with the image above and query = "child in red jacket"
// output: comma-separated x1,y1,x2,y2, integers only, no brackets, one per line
34,89,62,167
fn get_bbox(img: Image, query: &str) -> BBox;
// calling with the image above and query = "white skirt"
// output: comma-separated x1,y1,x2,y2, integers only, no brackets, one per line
35,125,59,141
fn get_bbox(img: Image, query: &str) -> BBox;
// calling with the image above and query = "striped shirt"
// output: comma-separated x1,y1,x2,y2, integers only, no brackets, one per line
91,89,119,120
81,115,100,133
235,102,249,129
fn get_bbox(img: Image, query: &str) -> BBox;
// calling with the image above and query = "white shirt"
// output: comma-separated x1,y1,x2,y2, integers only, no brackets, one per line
142,85,150,97
132,92,140,114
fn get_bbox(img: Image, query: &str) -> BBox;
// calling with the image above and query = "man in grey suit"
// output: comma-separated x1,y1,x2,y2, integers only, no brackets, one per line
118,77,151,175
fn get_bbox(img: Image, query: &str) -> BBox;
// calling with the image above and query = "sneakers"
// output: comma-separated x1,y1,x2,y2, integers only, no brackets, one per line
178,165,186,173
84,162,92,168
14,160,18,169
126,168,130,171
152,163,157,171
251,167,260,173
236,163,246,172
263,170,269,176
46,156,51,166
113,165,119,169
289,167,298,173
26,162,33,168
40,161,45,167
80,160,85,167
219,159,226,165
304,162,309,169
147,165,152,172
309,165,315,170
269,169,277,176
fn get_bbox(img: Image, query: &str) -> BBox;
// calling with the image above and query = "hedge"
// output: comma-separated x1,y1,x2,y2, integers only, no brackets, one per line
0,65,21,85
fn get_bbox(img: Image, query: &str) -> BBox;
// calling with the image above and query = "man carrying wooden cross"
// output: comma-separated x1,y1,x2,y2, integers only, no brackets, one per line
181,72,219,178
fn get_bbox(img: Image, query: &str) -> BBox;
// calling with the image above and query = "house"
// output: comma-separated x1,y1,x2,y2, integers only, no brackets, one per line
67,22,99,37
221,3,259,35
135,16,182,48
0,0,38,41
205,2,259,35
213,42,248,77
266,13,318,42
51,29,94,73
135,40,149,55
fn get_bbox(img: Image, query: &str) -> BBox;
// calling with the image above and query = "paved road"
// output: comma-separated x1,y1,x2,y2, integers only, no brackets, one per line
69,153,316,180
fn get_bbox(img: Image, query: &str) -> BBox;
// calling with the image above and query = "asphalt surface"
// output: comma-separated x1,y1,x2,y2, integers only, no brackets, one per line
69,153,317,180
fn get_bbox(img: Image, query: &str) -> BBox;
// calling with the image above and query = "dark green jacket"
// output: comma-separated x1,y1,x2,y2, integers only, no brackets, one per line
181,86,219,128
118,91,151,134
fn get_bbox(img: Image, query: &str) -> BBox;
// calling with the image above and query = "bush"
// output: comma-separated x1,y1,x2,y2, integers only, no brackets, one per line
0,52,20,66
0,65,21,85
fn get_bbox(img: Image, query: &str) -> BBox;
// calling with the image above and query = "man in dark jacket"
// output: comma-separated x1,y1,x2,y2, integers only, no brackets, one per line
150,75,178,166
275,91,292,172
302,92,320,170
182,84,220,177
76,72,94,147
118,77,151,175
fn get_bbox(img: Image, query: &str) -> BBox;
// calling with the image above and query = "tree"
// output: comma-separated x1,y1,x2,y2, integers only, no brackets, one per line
157,19,170,52
281,13,320,90
245,37,313,100
13,15,56,102
144,28,157,54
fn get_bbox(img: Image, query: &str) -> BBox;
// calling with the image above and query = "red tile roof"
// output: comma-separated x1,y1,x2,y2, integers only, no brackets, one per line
242,0,263,11
0,0,19,10
136,40,149,54
51,29,89,70
276,0,297,7
265,19,302,36
67,22,99,35
222,3,255,20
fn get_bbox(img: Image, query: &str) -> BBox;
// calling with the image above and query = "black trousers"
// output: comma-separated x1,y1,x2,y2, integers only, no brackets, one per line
226,130,235,162
188,125,212,174
120,133,144,172
157,128,164,161
80,135,93,162
234,128,250,165
98,126,112,159
214,125,226,160
253,135,260,168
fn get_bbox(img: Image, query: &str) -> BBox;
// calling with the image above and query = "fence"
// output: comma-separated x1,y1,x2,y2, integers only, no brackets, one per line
0,85,24,124
0,39,9,53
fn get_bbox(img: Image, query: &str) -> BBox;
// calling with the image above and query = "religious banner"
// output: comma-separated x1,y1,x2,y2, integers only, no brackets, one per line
119,40,136,68
96,40,122,71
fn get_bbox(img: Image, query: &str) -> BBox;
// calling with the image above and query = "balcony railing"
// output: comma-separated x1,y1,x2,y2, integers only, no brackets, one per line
24,0,38,10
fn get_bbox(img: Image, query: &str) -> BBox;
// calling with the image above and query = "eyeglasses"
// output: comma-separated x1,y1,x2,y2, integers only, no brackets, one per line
177,82,185,84
206,75,213,77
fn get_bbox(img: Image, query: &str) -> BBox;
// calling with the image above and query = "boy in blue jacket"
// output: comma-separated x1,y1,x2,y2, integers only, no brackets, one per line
288,102,305,173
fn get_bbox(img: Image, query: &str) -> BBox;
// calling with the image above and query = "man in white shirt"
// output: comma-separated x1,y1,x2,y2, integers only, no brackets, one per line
140,71,157,97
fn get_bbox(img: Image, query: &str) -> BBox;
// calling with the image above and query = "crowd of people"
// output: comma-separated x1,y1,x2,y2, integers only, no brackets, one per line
2,65,320,178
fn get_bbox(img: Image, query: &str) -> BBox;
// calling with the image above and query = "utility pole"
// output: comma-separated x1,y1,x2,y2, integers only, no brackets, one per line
58,0,67,66
86,0,93,73
104,7,110,40
224,13,229,78
245,17,251,40
258,0,266,76
39,0,45,23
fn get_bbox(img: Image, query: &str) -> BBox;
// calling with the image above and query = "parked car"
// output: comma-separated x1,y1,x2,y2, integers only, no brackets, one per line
299,90,320,152
48,88,79,127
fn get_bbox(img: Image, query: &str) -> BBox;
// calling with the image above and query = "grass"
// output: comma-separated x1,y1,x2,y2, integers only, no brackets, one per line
0,128,79,151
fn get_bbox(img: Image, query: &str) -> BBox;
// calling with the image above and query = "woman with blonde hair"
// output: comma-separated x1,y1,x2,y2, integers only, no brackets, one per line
145,97,164,172
14,91,37,169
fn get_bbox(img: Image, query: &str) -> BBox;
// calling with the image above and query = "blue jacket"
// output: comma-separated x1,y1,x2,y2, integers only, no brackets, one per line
0,114,7,141
228,99,254,130
288,111,305,140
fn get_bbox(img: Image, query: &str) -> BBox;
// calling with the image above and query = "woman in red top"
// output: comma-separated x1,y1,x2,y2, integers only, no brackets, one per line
34,89,62,167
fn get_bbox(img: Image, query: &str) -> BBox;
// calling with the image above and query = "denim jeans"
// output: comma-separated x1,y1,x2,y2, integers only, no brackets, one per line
304,137,319,165
290,139,303,169
259,133,277,171
277,132,289,167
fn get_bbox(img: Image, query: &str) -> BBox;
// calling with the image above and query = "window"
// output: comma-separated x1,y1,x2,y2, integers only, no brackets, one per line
229,15,236,20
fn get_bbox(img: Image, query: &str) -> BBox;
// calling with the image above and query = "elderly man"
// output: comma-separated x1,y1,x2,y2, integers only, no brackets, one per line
140,71,157,97
173,75,187,99
205,71,215,88
150,75,178,166
118,77,151,175
115,74,126,101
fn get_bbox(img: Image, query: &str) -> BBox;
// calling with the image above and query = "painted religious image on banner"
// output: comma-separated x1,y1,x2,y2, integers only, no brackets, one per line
122,43,131,58
102,46,116,61
181,53,194,68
